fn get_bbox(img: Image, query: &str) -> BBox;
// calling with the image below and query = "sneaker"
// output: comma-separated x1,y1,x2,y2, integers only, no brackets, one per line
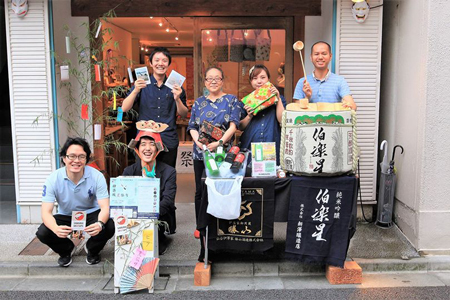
159,240,168,256
84,244,101,265
58,246,75,267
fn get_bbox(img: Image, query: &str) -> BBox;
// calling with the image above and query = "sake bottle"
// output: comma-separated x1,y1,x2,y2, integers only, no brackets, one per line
203,145,219,176
230,152,246,173
219,146,240,172
215,140,225,164
224,146,240,164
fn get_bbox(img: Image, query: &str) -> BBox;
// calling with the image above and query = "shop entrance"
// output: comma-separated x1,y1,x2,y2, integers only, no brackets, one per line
194,17,293,102
0,1,17,223
97,16,294,204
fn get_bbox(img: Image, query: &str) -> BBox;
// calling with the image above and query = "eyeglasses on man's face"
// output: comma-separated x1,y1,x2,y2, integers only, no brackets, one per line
65,154,87,161
205,77,223,83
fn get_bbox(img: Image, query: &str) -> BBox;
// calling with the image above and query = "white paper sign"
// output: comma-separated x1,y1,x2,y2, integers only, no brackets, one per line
94,124,101,140
134,67,151,84
251,142,277,177
176,142,194,173
71,211,87,230
164,70,185,89
127,67,134,83
60,65,69,81
114,215,129,235
110,177,160,219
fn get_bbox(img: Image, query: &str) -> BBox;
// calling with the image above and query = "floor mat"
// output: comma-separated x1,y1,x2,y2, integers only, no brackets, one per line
19,237,49,255
19,237,84,256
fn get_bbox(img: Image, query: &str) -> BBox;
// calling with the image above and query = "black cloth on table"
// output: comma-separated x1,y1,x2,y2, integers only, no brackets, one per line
196,174,357,266
285,176,358,268
197,169,292,230
206,177,275,252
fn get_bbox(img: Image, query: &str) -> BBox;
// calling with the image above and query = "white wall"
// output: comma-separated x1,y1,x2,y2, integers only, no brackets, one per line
304,0,334,74
52,0,91,148
381,0,450,252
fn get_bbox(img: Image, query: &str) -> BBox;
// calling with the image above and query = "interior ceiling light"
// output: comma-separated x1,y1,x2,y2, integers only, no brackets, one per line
159,21,163,27
145,48,148,52
206,30,210,34
140,46,144,51
175,36,179,41
149,16,153,19
166,28,170,32
208,38,213,42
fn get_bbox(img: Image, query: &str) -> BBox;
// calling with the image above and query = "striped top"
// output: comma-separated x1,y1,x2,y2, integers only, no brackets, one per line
293,71,351,103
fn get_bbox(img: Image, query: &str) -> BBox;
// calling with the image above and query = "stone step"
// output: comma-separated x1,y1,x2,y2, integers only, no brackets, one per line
1,256,450,278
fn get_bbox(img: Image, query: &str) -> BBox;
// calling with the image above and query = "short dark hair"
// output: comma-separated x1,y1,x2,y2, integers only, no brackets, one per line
249,64,271,82
311,41,332,55
136,136,155,148
149,47,172,65
59,137,91,164
205,66,224,79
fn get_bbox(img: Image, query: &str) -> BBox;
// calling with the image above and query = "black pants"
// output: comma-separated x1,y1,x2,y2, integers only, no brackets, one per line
194,160,209,261
193,159,205,224
36,210,115,257
156,146,178,168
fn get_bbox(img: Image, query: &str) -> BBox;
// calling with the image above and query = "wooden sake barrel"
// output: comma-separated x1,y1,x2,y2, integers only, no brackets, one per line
280,103,358,176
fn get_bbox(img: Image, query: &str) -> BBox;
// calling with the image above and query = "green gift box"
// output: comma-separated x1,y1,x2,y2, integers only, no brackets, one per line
241,82,277,115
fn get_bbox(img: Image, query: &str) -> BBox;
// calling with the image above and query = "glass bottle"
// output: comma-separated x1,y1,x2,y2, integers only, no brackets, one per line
215,140,225,164
203,145,219,176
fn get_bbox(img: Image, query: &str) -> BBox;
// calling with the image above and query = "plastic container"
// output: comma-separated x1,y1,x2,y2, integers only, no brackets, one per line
204,150,249,179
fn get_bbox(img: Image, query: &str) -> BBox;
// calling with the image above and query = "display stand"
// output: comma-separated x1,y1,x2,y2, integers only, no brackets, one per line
110,177,161,294
113,220,158,294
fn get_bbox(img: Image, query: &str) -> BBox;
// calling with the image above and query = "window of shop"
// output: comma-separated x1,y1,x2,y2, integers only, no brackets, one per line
201,29,286,99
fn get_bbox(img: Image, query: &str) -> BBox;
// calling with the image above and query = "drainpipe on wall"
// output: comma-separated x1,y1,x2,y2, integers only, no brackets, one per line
47,0,60,169
331,0,337,73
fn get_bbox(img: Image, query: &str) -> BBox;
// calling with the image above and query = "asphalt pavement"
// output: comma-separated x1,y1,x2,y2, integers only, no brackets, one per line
1,286,450,300
1,203,450,295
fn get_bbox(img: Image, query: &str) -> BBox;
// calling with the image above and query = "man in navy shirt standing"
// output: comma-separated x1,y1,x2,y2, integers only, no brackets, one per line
122,47,188,167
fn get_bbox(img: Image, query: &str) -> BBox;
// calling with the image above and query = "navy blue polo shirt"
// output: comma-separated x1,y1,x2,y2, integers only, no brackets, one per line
239,95,287,164
128,75,187,149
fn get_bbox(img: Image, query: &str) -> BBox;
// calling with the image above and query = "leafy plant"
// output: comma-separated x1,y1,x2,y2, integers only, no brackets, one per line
33,9,137,170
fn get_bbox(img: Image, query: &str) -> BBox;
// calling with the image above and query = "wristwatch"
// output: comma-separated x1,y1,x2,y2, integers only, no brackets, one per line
97,220,105,231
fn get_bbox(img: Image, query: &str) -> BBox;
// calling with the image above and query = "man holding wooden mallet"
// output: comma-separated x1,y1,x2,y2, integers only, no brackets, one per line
293,41,357,110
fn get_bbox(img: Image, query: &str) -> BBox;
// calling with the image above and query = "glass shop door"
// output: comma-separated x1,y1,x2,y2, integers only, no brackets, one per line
193,17,294,103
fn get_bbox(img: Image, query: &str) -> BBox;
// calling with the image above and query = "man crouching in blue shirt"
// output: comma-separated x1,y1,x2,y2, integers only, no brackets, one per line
36,137,115,267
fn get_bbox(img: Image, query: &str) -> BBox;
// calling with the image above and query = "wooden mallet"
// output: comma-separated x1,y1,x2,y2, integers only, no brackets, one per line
293,41,307,82
293,41,309,108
